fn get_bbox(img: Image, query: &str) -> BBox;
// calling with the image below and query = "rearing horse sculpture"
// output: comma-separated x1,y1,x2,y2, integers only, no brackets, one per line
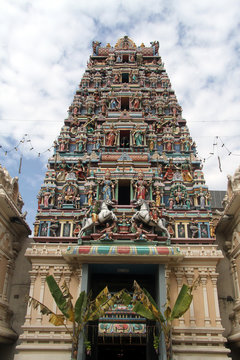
131,199,170,240
78,200,117,242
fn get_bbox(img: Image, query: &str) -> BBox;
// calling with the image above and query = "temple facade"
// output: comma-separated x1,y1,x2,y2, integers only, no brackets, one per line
216,166,240,359
15,37,230,360
0,165,31,359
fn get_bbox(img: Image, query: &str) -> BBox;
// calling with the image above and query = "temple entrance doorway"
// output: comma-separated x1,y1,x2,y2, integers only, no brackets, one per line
88,264,158,360
98,344,146,360
118,180,130,205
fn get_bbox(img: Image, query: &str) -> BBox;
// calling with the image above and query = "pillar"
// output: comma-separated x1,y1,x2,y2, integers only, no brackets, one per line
174,267,185,326
37,266,49,324
25,266,38,325
199,268,211,326
77,264,89,360
209,268,222,327
185,267,196,326
156,264,167,360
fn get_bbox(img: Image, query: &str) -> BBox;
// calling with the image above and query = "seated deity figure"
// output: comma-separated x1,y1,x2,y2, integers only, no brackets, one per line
99,222,116,241
133,222,150,241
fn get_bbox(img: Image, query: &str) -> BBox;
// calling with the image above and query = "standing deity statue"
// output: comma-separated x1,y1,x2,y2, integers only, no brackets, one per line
109,98,119,110
132,125,144,146
153,186,162,207
99,171,115,201
132,97,140,110
105,125,117,146
134,172,148,200
85,184,96,206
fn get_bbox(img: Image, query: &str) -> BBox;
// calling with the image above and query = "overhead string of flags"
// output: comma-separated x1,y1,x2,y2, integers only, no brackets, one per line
200,136,240,173
0,133,239,174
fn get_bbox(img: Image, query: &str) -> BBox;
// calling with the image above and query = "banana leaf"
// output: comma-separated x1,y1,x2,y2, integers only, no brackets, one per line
121,291,132,306
133,301,157,320
170,284,192,320
95,286,109,308
49,314,65,326
74,291,88,324
46,275,74,321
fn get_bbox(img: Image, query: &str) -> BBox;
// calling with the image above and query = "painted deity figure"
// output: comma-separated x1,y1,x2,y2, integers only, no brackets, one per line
49,218,60,237
75,194,81,209
43,192,51,208
181,160,193,182
99,171,115,201
85,200,99,223
57,193,63,209
99,222,116,241
199,190,206,209
134,172,148,200
132,98,140,110
150,203,162,223
106,125,117,146
110,98,118,110
133,125,143,146
153,186,162,207
174,186,185,206
76,135,85,152
64,185,75,203
133,222,150,241
86,185,96,206
74,161,86,180
164,159,177,181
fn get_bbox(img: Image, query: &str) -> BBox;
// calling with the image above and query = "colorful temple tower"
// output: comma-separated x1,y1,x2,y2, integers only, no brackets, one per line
16,37,230,360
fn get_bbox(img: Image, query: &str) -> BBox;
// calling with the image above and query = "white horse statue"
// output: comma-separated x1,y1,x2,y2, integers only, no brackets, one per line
78,200,117,242
131,199,170,240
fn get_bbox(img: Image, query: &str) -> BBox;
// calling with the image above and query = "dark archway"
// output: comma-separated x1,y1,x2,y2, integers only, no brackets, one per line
118,180,130,205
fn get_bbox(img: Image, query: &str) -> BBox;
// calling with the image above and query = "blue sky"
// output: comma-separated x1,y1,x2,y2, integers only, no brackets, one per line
1,0,240,230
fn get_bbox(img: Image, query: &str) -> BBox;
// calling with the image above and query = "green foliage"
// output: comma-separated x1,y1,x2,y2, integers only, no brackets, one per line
132,280,198,360
46,275,74,321
29,276,132,360
74,291,87,324
170,283,192,320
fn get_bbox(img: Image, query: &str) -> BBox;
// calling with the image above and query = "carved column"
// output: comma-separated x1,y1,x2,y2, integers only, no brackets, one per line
185,267,196,326
199,268,211,326
25,266,39,325
37,266,49,324
231,259,240,302
174,267,185,326
75,268,82,296
209,268,222,327
63,266,72,288
2,259,14,302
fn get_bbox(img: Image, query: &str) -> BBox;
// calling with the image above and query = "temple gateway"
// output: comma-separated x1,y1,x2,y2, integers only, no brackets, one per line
16,37,230,360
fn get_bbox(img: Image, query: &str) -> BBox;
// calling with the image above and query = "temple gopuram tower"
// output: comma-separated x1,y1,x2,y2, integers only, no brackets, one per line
16,37,230,360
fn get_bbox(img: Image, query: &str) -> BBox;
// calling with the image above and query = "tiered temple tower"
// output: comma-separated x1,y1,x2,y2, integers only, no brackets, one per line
16,37,230,360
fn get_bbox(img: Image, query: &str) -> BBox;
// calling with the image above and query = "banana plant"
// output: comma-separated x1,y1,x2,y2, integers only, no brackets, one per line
28,275,131,360
132,279,199,360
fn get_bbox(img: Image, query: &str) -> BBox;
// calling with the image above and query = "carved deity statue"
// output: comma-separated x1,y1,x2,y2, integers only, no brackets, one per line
132,125,144,146
134,172,148,200
105,125,117,146
99,171,115,201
